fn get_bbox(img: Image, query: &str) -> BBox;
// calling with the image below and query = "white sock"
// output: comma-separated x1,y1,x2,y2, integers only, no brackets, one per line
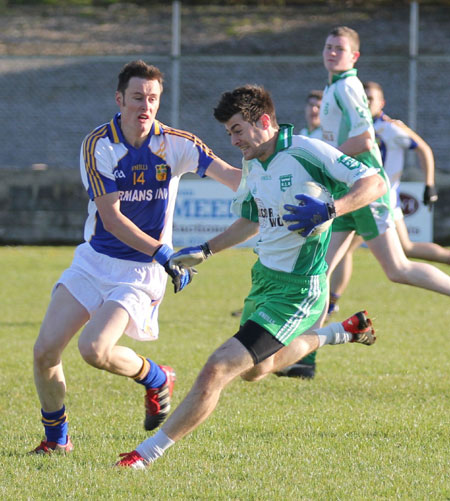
136,429,175,462
316,321,352,347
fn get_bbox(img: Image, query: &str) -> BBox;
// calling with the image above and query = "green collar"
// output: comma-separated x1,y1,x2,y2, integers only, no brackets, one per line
331,68,358,83
260,124,294,169
275,124,294,152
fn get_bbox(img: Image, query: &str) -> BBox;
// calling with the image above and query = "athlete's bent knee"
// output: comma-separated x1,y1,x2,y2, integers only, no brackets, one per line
33,337,63,369
78,338,108,369
33,344,57,370
384,266,410,285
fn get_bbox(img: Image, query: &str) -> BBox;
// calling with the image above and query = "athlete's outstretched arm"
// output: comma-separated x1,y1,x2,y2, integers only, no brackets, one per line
206,157,242,192
393,120,435,187
170,218,259,268
334,174,386,217
208,217,259,253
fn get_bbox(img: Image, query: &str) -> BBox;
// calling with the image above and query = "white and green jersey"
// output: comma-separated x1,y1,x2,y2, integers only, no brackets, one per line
299,126,323,140
231,124,379,276
320,69,382,169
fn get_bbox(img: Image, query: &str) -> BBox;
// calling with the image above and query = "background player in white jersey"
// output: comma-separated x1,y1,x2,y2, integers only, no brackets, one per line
319,26,450,299
30,60,243,455
279,25,450,381
299,89,323,140
116,84,386,469
328,80,450,313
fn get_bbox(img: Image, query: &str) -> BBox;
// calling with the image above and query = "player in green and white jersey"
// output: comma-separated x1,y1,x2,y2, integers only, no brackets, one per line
321,26,450,296
323,26,450,294
116,84,385,469
279,26,450,381
299,90,323,140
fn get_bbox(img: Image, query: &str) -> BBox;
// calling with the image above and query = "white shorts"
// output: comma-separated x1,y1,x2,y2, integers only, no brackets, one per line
390,186,404,221
54,242,168,341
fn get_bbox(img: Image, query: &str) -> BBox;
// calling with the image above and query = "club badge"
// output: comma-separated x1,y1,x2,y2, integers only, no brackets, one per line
279,174,293,192
156,164,169,181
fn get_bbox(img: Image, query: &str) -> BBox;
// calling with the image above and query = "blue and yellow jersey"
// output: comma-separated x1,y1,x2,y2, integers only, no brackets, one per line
80,113,216,262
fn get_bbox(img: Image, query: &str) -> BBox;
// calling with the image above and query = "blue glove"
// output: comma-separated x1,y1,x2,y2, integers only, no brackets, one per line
153,244,195,293
169,242,213,268
282,194,336,237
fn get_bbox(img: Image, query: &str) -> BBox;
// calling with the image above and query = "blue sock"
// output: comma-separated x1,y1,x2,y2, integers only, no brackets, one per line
41,406,68,445
328,292,340,314
135,359,167,389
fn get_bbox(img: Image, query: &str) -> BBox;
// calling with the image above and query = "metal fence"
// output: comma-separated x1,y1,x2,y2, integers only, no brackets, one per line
1,2,449,174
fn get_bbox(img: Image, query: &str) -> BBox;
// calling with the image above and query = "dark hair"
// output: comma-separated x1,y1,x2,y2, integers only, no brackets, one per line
327,26,360,52
213,84,277,126
117,60,164,94
306,89,323,102
363,81,384,98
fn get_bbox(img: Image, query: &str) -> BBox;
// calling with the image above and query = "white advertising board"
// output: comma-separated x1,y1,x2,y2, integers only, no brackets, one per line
173,178,257,248
173,179,434,248
399,182,433,242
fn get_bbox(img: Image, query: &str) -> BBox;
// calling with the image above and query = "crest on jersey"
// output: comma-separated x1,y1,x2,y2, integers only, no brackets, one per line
279,174,293,192
155,164,169,181
338,155,361,170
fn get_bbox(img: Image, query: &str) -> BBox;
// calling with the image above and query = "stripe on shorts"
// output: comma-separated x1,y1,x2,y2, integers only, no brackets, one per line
275,275,321,344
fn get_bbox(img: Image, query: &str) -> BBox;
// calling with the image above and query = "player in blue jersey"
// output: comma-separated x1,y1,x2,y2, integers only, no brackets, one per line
115,84,385,469
328,80,450,313
29,60,242,455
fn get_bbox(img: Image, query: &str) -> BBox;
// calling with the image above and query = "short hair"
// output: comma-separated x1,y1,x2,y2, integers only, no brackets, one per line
306,89,323,102
117,60,164,94
213,84,278,126
328,26,360,52
363,81,385,98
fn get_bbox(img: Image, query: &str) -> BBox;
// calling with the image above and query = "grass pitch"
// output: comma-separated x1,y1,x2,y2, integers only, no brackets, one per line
0,246,449,500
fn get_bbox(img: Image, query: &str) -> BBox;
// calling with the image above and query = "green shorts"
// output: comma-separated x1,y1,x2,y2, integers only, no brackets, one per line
240,260,327,346
332,172,394,241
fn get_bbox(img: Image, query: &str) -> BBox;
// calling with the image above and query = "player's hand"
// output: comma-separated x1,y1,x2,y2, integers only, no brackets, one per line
153,244,196,293
169,242,213,268
423,185,438,209
282,194,336,237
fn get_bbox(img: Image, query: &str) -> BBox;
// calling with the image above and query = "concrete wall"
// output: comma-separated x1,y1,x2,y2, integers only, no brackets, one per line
1,167,449,246
0,168,87,244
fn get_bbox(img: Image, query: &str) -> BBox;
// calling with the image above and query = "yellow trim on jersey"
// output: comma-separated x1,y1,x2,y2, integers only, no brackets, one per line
83,126,108,198
109,117,121,143
163,125,217,159
153,120,161,135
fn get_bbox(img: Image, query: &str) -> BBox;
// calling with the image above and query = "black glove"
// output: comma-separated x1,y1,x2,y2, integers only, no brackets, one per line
423,185,438,207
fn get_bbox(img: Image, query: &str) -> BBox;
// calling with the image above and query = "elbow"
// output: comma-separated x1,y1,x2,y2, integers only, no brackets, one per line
363,137,373,153
101,215,119,234
230,180,240,192
377,175,387,198
231,171,243,192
